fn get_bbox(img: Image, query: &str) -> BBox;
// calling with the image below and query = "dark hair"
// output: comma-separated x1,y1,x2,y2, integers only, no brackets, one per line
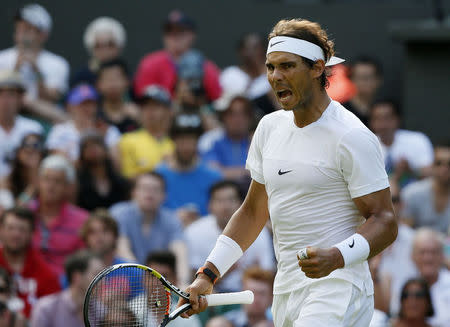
131,172,166,193
145,250,176,273
96,58,129,80
170,113,204,139
81,209,119,243
219,96,254,122
8,133,45,198
350,55,383,78
370,98,402,118
0,206,35,231
399,278,434,318
0,268,12,294
209,180,244,202
65,250,97,285
433,140,450,149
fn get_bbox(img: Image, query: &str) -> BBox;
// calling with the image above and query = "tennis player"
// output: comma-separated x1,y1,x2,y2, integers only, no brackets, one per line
179,18,398,326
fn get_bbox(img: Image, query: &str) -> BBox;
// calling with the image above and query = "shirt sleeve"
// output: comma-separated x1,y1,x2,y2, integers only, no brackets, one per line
408,133,434,170
338,128,389,198
44,57,70,94
245,119,265,184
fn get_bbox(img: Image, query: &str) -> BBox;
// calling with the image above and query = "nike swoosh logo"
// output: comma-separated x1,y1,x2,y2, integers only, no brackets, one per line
278,169,292,175
270,40,285,47
349,239,355,248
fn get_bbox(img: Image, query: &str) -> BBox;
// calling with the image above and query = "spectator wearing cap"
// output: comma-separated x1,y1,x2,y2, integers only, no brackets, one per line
0,4,69,103
29,155,89,276
200,93,254,186
0,71,43,178
155,113,222,218
96,59,139,133
134,10,221,102
118,85,174,178
46,84,121,162
72,17,127,87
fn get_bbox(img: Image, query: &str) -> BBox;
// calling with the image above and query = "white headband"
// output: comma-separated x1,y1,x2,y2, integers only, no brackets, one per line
267,36,345,67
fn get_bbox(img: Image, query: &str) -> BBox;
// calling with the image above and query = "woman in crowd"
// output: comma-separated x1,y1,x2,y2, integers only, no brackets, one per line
77,132,129,211
390,278,434,327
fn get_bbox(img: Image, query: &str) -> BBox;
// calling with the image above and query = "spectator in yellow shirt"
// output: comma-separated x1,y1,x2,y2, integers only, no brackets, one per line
118,85,174,178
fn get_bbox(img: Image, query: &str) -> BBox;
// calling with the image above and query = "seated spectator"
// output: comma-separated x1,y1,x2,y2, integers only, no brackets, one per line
0,71,43,178
390,278,434,327
72,17,126,87
206,316,235,327
220,33,276,115
0,207,60,317
0,269,27,327
46,84,121,162
30,250,104,327
109,173,188,284
29,155,88,276
342,56,382,126
200,94,253,185
225,267,274,327
118,85,174,178
77,133,129,211
135,250,201,327
96,59,139,133
1,133,44,206
369,99,433,186
411,228,450,326
134,10,221,102
402,142,450,233
156,113,222,217
0,4,69,103
185,181,274,293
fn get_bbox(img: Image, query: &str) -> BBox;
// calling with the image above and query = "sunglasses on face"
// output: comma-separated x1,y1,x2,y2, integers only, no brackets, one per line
434,160,450,167
401,290,427,300
94,41,117,49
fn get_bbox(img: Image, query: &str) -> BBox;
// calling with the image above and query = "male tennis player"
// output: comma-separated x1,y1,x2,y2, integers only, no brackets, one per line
179,18,398,326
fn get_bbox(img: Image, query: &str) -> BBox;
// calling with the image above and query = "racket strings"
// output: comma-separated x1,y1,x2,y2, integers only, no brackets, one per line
87,266,170,327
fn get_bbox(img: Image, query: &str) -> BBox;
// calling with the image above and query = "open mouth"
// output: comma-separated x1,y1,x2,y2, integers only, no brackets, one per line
276,89,293,100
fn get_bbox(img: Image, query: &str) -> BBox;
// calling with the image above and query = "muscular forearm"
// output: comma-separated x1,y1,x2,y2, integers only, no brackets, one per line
357,210,398,259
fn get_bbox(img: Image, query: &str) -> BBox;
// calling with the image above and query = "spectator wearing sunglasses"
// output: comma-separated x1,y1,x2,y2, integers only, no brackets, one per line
391,278,434,327
1,133,45,206
402,142,450,234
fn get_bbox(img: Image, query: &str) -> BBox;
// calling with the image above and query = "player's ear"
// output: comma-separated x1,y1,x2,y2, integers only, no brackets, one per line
311,60,325,79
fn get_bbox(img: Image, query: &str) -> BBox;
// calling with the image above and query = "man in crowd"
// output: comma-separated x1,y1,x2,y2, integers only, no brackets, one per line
156,113,222,219
411,228,450,327
0,207,60,318
225,267,274,327
30,155,88,276
110,172,188,284
0,71,43,178
342,56,382,126
118,85,174,178
402,142,450,233
369,99,433,186
134,10,221,102
46,84,121,162
30,250,104,327
185,180,274,292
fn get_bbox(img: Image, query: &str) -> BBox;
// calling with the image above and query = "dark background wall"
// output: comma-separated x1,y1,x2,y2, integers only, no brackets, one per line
1,0,449,140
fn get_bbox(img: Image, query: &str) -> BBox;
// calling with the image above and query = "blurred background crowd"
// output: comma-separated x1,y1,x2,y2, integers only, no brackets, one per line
0,2,449,327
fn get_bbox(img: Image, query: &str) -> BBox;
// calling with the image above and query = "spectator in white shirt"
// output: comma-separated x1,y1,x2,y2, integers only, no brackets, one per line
0,71,42,178
411,228,450,327
369,99,433,187
185,180,275,293
46,84,120,162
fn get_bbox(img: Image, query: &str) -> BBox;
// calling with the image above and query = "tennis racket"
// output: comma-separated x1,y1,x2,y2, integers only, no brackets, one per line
83,263,254,327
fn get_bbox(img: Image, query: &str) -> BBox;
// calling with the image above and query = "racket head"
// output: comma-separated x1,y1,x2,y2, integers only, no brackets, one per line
83,263,189,327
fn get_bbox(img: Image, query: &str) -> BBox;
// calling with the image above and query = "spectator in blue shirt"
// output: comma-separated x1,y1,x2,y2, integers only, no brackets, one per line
156,113,222,225
109,172,189,285
200,93,254,186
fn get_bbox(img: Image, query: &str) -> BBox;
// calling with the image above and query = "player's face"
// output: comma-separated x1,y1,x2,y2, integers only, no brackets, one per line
266,52,315,110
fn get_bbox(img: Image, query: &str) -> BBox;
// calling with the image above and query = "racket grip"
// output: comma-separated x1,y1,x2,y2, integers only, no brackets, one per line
205,290,254,306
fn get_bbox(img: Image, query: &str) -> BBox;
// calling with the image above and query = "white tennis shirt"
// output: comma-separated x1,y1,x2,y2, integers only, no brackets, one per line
246,100,389,295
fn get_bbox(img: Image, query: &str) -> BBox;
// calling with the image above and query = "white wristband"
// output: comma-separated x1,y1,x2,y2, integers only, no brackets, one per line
334,233,370,267
206,234,243,277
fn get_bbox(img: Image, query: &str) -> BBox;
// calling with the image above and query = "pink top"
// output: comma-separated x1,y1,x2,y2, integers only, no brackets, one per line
30,200,88,276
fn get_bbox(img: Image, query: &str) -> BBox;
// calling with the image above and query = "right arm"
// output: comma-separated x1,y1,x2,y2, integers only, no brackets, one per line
178,179,270,317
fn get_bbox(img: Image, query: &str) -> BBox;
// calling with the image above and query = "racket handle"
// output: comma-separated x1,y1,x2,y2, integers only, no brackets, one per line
205,290,254,306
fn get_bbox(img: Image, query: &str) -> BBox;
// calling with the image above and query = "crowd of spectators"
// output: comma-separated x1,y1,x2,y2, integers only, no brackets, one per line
0,4,448,327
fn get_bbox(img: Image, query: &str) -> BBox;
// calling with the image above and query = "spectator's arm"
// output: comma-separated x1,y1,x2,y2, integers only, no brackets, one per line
23,98,68,124
116,236,136,261
38,58,70,103
169,240,190,289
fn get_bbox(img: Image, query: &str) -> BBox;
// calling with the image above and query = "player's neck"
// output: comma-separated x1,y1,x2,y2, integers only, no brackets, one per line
292,91,330,128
